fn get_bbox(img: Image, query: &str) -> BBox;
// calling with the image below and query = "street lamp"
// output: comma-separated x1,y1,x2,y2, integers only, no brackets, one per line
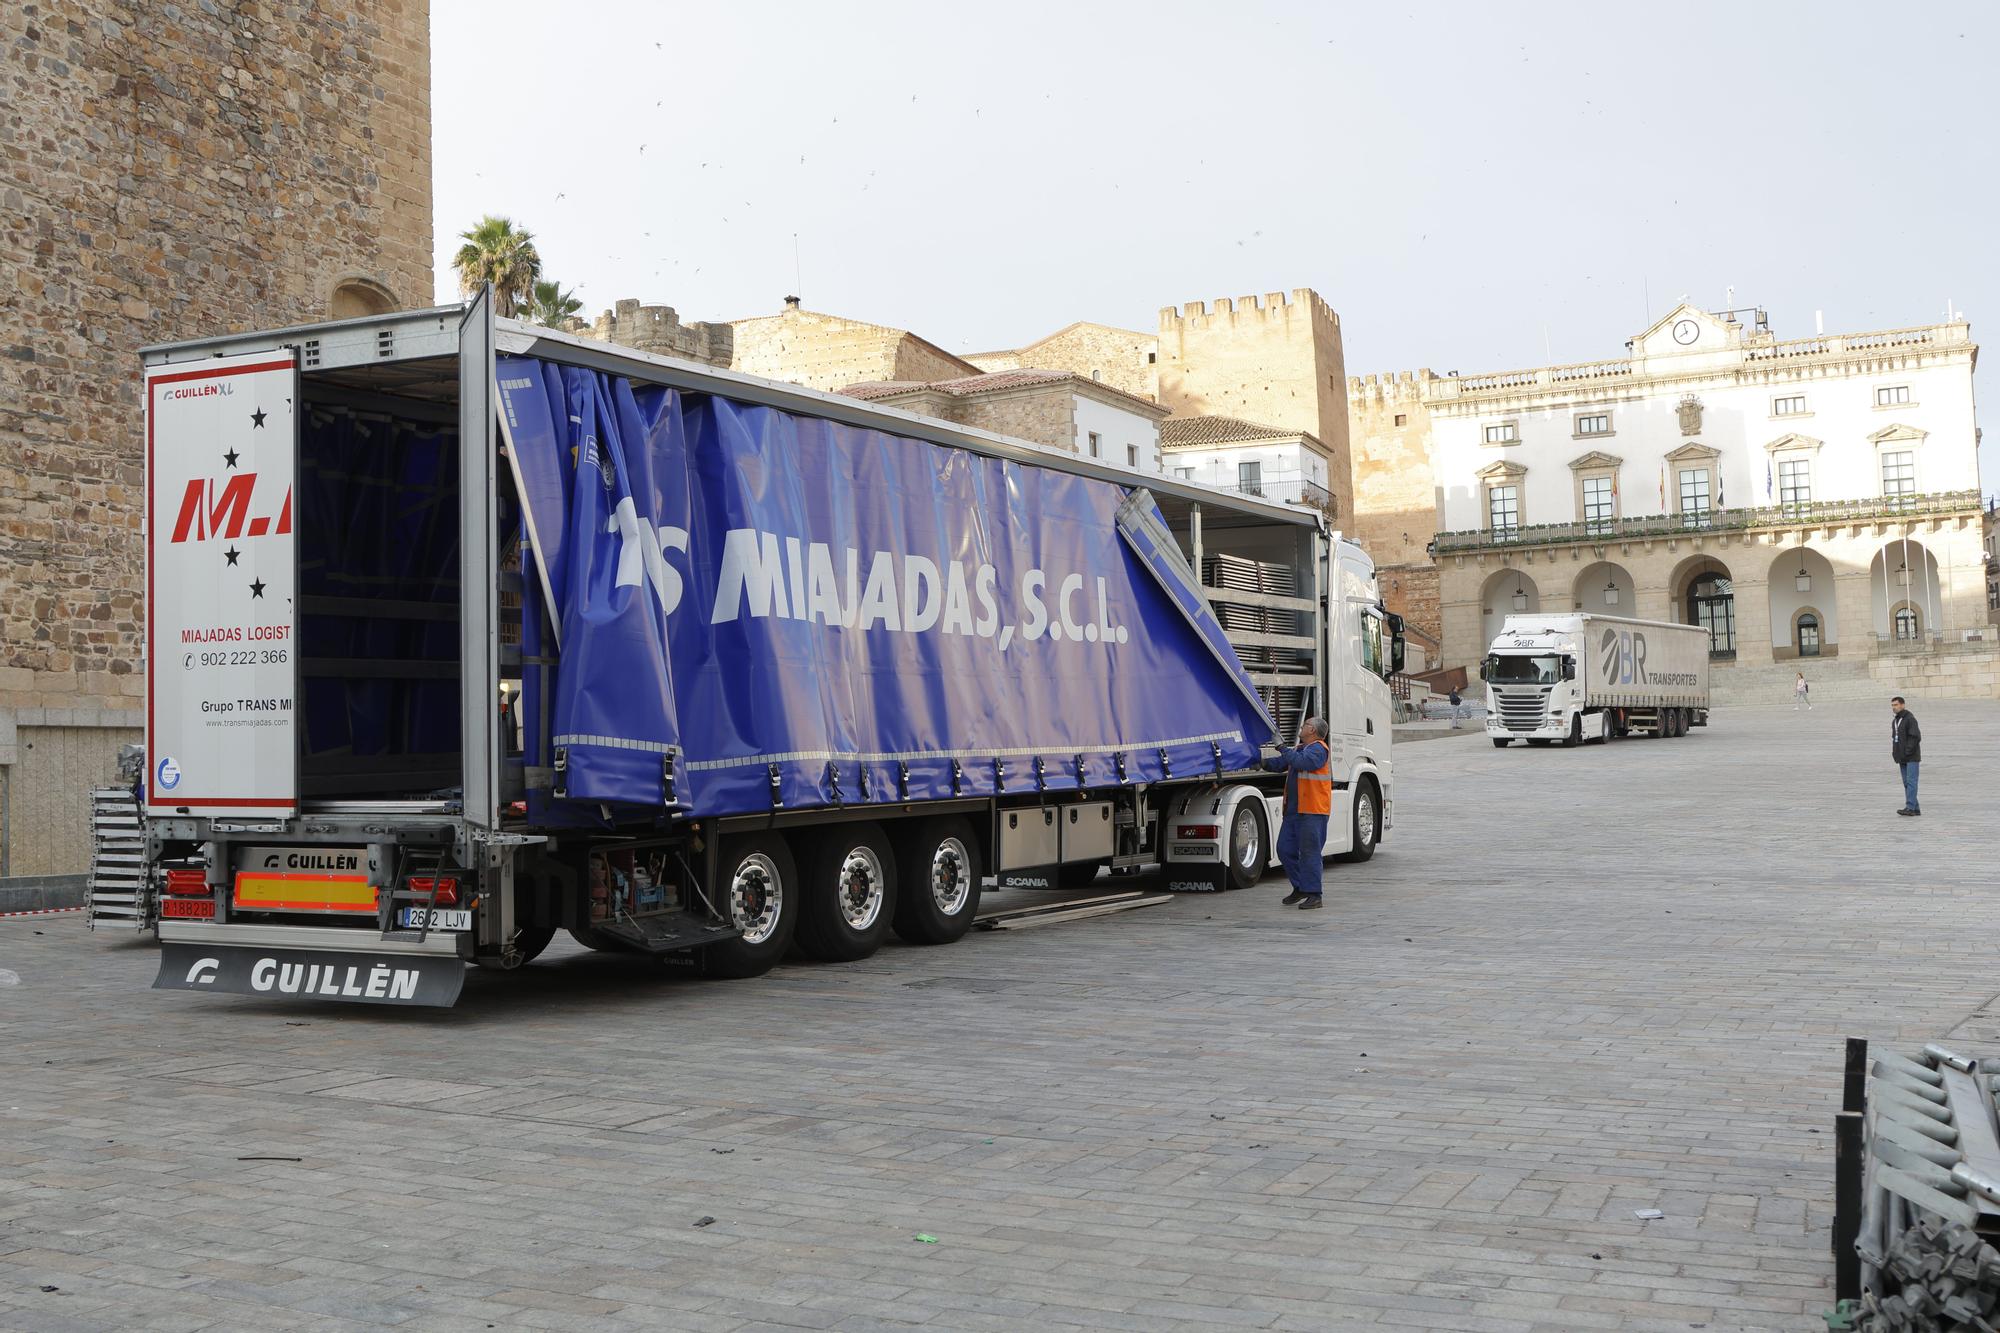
1795,560,1811,593
1604,577,1620,607
1512,578,1528,612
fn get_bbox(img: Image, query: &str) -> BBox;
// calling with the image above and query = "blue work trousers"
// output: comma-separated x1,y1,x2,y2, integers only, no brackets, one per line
1276,813,1328,897
1901,762,1921,812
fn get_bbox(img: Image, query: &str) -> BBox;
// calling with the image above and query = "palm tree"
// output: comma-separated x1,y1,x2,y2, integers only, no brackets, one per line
522,279,584,330
452,216,541,317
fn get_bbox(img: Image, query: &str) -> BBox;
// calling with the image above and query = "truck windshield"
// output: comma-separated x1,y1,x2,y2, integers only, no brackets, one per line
1488,654,1561,684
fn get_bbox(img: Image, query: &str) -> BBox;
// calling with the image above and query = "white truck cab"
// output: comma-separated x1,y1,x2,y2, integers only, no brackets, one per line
1482,613,1710,748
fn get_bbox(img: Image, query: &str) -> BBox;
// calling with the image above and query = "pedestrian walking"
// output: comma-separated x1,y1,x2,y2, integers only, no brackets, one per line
1447,686,1463,729
1891,696,1922,816
1794,672,1812,710
1262,717,1333,909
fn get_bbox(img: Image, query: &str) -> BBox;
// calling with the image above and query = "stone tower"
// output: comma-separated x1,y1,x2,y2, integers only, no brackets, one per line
1346,372,1441,642
1156,291,1352,520
0,0,434,876
588,300,734,366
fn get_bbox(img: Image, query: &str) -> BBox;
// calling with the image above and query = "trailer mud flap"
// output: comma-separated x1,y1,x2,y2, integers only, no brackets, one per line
153,943,464,1007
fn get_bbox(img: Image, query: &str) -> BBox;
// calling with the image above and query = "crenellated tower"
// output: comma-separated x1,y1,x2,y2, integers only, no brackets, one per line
1156,290,1351,520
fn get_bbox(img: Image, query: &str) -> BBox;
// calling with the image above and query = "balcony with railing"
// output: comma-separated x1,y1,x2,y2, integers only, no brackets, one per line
1431,489,1982,555
1209,473,1335,513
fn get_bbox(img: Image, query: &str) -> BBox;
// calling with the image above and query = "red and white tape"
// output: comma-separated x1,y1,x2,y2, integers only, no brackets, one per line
0,906,86,919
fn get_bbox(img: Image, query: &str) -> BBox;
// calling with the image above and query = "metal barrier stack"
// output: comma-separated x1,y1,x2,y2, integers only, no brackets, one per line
85,784,150,931
1841,1040,2000,1329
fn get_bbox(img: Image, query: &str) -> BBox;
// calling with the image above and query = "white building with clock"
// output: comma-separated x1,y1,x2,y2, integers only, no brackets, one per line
1418,302,1983,682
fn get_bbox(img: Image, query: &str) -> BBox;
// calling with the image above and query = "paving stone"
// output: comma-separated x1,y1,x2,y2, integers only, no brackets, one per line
5,700,1993,1326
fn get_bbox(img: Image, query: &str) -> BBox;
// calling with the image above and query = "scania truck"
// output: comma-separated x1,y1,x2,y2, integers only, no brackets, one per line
134,291,1402,1006
1483,613,1709,747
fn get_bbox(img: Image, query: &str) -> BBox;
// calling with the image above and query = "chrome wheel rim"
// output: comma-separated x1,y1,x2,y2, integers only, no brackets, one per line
1234,807,1261,870
835,845,886,931
1356,792,1376,847
929,838,971,915
730,853,783,945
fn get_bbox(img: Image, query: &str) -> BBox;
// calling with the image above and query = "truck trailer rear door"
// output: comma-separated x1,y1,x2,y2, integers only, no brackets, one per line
458,289,499,829
144,349,300,817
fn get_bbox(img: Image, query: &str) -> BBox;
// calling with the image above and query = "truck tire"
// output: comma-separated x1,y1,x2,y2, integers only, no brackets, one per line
1565,716,1583,747
891,816,982,945
1336,778,1380,863
474,924,556,969
1223,797,1267,890
567,923,630,953
794,823,897,963
1058,859,1103,890
701,833,799,979
1492,738,1511,748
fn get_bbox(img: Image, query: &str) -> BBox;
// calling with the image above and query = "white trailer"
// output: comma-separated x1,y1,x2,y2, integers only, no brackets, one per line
129,295,1405,1005
1482,613,1710,747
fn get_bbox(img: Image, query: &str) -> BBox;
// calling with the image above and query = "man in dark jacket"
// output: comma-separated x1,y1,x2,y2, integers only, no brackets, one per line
1891,696,1922,816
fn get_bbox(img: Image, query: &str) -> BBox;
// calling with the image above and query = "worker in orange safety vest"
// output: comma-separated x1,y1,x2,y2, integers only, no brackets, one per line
1262,716,1332,910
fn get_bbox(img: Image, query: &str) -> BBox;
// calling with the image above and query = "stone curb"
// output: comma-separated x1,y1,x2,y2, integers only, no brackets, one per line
0,875,89,914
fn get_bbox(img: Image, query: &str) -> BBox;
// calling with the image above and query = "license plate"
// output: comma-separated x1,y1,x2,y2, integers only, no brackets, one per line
397,908,470,931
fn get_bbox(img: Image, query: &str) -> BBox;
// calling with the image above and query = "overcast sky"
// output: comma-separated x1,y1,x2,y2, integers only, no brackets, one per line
433,0,1994,479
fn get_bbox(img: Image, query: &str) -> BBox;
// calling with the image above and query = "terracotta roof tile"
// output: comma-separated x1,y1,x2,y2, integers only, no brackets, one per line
1159,415,1296,447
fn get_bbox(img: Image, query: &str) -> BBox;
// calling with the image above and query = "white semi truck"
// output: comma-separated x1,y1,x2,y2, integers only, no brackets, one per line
129,293,1403,1006
1482,613,1710,747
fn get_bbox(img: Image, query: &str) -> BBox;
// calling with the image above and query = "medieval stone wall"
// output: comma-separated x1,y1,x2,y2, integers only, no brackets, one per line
1347,370,1442,640
970,323,1158,401
950,389,1077,453
0,0,433,873
1156,291,1352,520
587,299,732,366
729,305,978,393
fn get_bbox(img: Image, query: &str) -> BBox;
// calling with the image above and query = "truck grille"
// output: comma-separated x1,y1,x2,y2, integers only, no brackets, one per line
1494,688,1550,733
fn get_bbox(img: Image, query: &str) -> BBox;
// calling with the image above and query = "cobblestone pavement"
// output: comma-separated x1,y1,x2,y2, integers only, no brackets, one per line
2,699,1994,1332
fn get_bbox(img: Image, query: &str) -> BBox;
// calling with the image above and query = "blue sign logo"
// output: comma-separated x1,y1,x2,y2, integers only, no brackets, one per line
156,756,182,791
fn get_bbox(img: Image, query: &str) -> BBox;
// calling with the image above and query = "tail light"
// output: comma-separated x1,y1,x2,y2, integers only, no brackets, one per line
406,875,460,907
1178,824,1220,839
164,868,212,896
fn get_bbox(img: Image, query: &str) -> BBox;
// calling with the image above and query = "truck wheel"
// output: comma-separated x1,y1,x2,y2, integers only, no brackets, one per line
795,823,897,963
1336,778,1380,864
891,817,982,945
567,923,630,953
1223,797,1267,890
1565,716,1583,747
474,924,556,969
701,833,799,979
1492,738,1511,748
1058,859,1103,890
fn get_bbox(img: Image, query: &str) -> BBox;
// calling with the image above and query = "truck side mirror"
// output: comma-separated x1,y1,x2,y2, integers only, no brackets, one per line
1562,657,1577,681
1479,656,1493,683
1386,612,1406,673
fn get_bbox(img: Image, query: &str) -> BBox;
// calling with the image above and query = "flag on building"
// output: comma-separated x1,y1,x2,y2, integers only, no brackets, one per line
1765,458,1773,501
1717,469,1726,507
1658,466,1665,511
